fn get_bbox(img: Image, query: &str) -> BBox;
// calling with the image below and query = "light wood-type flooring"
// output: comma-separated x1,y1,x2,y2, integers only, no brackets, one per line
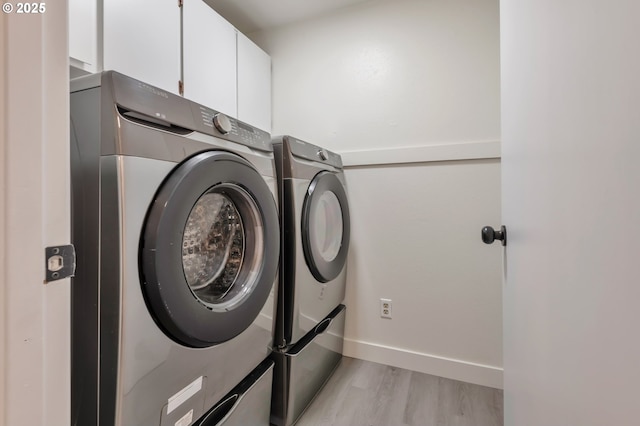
296,357,503,426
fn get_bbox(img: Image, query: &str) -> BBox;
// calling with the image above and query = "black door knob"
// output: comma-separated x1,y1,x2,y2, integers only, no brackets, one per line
482,225,507,246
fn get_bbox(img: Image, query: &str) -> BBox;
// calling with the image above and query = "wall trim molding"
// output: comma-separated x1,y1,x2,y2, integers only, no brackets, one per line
339,140,501,167
343,338,503,389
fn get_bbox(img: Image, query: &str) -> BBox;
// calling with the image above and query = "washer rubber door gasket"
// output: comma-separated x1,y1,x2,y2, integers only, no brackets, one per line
139,150,279,348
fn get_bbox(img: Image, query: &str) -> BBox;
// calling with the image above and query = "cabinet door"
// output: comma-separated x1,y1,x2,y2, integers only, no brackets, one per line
69,0,97,73
183,0,237,116
103,0,180,94
237,33,271,132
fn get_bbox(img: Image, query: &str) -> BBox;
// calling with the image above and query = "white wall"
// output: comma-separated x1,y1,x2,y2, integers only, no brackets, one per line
253,0,500,152
1,6,71,425
344,158,502,388
253,0,503,387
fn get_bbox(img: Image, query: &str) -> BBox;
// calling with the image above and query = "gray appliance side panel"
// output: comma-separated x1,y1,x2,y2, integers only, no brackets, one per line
273,141,300,349
70,86,102,426
270,351,288,426
99,156,124,426
98,75,119,157
70,86,122,426
272,142,288,349
271,305,346,426
71,87,120,425
70,72,102,93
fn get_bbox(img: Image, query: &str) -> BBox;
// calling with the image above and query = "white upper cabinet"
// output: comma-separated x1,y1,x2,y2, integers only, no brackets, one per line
237,33,272,132
69,0,270,130
69,0,97,73
103,0,181,95
183,0,237,117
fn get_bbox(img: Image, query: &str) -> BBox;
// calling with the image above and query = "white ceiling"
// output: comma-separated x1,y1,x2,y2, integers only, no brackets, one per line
206,0,374,33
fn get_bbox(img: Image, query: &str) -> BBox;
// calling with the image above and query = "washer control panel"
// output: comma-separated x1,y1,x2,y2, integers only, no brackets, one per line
109,71,272,153
196,106,271,152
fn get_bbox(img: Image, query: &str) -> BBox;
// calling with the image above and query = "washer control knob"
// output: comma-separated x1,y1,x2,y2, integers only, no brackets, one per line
318,149,329,161
213,113,232,134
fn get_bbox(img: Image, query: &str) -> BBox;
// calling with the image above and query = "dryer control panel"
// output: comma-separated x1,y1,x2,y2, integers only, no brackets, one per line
282,135,343,169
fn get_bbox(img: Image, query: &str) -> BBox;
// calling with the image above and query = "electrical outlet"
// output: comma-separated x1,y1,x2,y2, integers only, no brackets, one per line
380,298,392,319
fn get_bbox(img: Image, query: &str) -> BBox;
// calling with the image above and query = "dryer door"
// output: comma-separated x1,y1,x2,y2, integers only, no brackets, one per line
301,171,351,283
140,150,279,348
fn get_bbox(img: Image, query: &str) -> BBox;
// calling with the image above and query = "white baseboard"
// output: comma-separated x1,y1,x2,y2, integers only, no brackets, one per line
343,338,503,389
339,140,501,167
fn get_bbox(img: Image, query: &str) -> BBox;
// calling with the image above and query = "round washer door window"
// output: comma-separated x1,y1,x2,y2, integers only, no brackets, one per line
140,151,279,348
302,171,351,283
182,185,264,310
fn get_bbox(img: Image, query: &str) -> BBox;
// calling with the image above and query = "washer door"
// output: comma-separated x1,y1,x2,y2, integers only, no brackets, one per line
140,150,279,348
301,171,351,283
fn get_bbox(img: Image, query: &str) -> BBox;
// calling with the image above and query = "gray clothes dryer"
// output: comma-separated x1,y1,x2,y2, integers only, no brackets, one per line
271,136,350,426
71,71,278,426
272,136,350,348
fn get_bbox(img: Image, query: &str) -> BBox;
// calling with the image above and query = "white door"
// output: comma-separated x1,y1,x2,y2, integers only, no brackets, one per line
500,1,640,425
1,4,70,425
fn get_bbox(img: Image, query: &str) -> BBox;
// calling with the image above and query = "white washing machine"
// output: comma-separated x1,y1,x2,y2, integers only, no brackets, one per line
71,71,278,426
270,136,350,426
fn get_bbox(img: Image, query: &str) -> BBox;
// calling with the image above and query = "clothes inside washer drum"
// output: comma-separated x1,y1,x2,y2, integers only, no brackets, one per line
182,192,245,303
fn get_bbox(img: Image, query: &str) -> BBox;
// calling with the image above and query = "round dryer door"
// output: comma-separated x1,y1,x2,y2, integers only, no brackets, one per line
302,171,351,283
140,151,279,348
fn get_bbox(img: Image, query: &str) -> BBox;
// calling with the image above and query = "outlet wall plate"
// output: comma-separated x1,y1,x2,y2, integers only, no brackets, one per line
380,298,392,319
